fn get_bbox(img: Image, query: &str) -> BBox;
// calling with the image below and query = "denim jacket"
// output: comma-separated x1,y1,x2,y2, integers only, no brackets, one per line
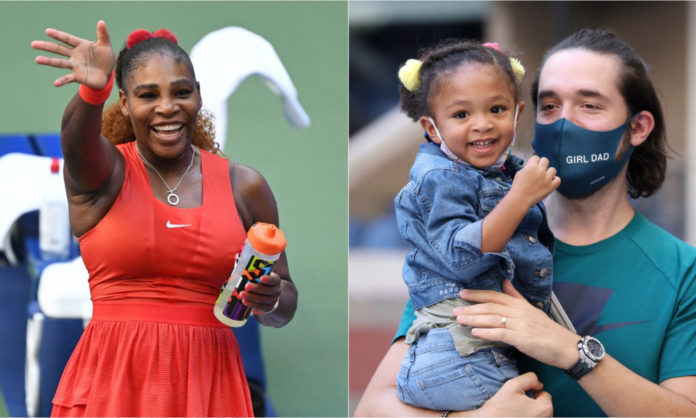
395,142,554,312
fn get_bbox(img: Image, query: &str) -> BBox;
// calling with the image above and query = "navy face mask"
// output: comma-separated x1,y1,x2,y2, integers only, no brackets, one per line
532,117,634,197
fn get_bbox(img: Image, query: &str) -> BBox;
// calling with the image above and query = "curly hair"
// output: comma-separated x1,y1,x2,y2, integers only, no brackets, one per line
102,35,223,156
101,103,221,155
531,28,669,198
398,39,523,122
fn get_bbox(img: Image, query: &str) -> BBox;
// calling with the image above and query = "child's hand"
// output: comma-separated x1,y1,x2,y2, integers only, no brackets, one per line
510,156,560,207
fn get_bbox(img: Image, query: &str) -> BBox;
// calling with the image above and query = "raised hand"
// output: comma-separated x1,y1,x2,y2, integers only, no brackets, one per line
31,20,115,89
510,156,561,207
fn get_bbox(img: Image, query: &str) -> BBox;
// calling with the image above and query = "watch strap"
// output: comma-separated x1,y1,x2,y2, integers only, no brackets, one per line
564,355,593,380
564,337,603,380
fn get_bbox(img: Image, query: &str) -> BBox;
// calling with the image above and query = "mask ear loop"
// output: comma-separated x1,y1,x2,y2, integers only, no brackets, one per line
429,107,520,169
509,103,520,154
426,107,519,145
494,103,520,170
615,112,641,162
427,117,444,143
428,117,467,164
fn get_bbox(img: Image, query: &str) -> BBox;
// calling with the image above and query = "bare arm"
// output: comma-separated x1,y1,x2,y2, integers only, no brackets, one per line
354,339,553,417
579,358,696,416
231,162,297,328
481,156,559,253
32,21,124,237
455,281,696,416
354,340,445,417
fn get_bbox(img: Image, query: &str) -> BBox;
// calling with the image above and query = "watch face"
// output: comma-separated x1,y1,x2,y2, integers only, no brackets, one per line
585,338,604,361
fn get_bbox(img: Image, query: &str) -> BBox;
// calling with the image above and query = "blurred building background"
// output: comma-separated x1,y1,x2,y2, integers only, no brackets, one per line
349,1,695,413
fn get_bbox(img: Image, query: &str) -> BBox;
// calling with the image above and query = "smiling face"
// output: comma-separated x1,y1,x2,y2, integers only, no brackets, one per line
421,63,521,168
119,51,202,161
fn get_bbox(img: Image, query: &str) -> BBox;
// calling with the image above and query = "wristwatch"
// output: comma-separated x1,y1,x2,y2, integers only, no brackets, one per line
564,335,605,380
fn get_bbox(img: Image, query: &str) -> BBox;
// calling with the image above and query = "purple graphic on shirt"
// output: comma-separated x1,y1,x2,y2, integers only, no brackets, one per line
553,282,649,336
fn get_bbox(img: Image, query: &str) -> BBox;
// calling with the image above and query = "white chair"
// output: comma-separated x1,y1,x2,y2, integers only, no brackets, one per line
0,153,68,265
0,153,83,417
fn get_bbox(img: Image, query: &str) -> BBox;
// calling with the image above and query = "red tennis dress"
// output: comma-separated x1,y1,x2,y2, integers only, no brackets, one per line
51,141,253,417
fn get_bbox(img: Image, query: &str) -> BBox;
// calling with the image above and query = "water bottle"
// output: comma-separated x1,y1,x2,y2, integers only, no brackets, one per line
39,158,71,260
214,223,287,327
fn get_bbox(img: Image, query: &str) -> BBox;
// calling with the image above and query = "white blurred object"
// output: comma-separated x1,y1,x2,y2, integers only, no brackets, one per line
25,257,90,417
0,153,68,264
25,311,44,417
190,26,310,151
39,158,70,260
37,256,91,320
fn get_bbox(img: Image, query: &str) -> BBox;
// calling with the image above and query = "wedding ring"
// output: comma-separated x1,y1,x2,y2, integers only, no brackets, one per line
500,316,507,327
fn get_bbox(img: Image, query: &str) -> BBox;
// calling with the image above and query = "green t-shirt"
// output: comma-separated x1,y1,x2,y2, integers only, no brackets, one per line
395,212,696,416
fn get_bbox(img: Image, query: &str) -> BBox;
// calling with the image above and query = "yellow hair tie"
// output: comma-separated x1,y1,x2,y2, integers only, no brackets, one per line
510,57,526,84
398,59,423,92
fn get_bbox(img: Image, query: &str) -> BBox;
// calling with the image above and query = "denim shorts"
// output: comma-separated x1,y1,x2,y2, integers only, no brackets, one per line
396,328,519,411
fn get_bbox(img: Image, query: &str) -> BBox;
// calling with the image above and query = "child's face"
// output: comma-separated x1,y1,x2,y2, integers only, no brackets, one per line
421,63,521,168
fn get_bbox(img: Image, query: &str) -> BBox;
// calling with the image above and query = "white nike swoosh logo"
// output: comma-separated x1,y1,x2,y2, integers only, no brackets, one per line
166,220,192,229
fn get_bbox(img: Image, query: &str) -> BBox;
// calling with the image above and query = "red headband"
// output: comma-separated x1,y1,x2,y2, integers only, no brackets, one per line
126,28,178,49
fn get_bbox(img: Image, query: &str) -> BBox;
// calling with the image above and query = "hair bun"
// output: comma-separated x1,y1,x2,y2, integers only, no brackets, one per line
126,29,152,49
398,59,423,92
510,57,526,84
126,28,179,49
153,29,178,45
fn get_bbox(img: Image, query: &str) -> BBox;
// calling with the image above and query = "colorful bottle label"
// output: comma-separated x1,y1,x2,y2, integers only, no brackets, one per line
221,255,277,322
213,222,286,327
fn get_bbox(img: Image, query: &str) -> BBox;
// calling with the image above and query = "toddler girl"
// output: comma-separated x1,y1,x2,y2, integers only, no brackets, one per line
394,40,560,411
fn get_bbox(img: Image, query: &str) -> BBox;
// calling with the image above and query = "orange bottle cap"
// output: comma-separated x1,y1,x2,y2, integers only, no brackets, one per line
247,223,287,255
